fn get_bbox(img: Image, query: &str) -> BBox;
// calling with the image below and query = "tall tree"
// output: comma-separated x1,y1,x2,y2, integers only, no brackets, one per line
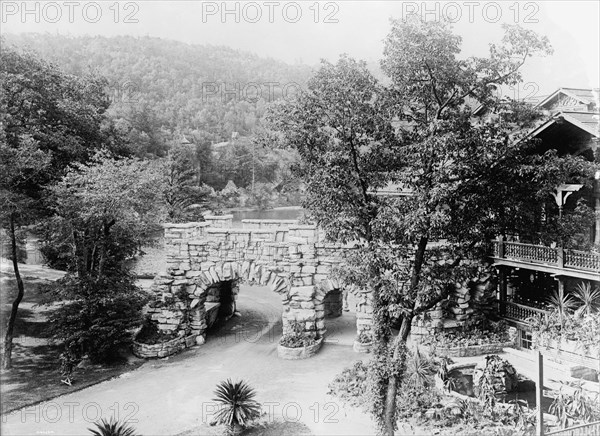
43,155,160,364
0,138,50,369
269,21,594,435
0,45,125,369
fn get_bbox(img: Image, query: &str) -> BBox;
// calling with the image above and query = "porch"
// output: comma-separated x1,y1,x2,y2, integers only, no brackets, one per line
492,240,600,282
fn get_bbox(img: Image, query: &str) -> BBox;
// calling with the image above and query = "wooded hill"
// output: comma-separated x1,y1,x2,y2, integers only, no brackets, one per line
4,33,313,157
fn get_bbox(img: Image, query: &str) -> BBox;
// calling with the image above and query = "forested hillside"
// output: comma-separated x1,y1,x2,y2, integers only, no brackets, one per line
4,33,312,156
4,33,310,202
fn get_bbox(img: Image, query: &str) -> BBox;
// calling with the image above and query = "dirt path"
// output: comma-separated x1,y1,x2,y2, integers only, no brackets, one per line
1,284,376,435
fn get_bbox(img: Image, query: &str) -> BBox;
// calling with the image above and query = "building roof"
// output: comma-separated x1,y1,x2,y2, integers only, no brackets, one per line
528,111,600,139
536,87,599,111
560,111,600,137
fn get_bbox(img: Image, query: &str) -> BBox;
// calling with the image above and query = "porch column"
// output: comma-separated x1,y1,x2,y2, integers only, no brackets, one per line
595,198,600,246
498,267,508,303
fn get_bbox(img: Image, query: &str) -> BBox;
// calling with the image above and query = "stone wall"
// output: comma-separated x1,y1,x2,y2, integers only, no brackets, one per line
147,218,364,350
147,217,494,356
411,266,497,337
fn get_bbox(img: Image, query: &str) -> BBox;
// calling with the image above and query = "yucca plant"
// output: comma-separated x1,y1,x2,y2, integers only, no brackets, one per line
405,347,434,389
88,418,137,436
212,379,261,435
573,282,600,316
547,288,577,327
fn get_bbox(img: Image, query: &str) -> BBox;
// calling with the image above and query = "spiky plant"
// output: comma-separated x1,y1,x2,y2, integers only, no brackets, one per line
88,418,137,436
212,379,261,435
547,288,577,327
405,347,434,389
573,282,600,316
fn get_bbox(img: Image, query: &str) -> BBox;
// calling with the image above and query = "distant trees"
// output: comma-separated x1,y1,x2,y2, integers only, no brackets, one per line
161,142,211,222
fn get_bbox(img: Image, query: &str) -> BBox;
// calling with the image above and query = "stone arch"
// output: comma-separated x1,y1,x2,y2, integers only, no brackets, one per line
151,219,370,354
186,260,291,340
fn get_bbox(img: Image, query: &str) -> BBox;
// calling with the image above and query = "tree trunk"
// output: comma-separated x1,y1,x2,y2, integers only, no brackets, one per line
382,236,428,435
382,316,412,435
2,214,25,370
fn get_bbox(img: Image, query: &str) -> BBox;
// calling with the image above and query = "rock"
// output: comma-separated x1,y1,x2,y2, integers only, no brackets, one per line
195,335,206,345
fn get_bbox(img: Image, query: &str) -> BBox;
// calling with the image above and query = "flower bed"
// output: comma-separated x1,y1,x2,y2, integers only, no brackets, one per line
435,341,514,358
132,317,198,358
353,331,373,353
418,321,513,357
277,337,323,360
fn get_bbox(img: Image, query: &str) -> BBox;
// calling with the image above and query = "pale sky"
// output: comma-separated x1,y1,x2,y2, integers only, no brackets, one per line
2,1,599,96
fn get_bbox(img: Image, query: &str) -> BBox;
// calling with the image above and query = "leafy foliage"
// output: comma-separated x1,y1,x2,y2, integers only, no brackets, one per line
267,18,590,435
42,155,160,363
279,321,318,348
211,379,261,434
549,383,600,429
573,282,600,316
419,321,510,349
0,45,125,369
160,142,211,222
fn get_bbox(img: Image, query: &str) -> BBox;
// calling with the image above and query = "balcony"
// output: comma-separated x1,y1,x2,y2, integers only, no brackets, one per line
498,300,549,324
492,240,600,281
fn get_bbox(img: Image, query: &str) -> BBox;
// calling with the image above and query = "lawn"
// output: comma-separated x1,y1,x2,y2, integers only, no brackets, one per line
0,266,144,414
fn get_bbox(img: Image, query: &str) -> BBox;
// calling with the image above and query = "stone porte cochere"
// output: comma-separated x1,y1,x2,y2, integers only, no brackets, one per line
143,215,374,356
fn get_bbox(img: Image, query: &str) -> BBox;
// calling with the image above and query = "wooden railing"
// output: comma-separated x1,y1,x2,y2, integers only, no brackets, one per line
565,249,600,272
547,421,600,436
493,240,600,274
498,300,549,322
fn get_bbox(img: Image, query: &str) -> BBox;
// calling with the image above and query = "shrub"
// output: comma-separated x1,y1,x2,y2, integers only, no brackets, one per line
45,274,149,363
356,330,373,344
419,320,510,350
211,379,261,435
279,321,317,348
328,361,369,408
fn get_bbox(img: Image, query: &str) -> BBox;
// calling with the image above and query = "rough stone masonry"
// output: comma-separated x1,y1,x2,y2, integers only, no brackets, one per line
146,216,373,350
145,215,495,355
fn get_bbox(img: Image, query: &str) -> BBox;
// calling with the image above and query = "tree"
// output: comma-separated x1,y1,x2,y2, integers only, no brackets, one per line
0,139,51,369
268,21,594,435
161,142,211,222
0,45,124,369
42,155,161,364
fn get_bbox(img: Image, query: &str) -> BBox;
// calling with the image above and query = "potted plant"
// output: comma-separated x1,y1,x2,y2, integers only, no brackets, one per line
353,330,373,353
277,321,323,359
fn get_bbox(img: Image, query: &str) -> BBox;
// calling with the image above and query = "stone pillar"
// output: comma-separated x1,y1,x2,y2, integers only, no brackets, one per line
355,290,374,338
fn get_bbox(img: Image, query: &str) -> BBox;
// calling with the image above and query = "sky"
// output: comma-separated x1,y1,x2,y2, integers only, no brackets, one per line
1,1,599,96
